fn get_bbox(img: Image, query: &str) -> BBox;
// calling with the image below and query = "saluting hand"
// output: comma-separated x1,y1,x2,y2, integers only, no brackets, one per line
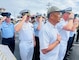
1,16,7,22
69,13,74,19
22,14,27,21
38,16,43,23
74,19,79,22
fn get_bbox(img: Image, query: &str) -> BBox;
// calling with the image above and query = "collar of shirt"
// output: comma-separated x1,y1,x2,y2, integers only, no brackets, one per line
4,21,12,25
47,21,56,28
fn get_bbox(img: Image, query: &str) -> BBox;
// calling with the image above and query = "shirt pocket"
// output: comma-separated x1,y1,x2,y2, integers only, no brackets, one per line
2,25,9,30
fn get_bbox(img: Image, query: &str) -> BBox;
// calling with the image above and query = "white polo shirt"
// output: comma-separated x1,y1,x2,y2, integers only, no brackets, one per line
18,22,34,44
39,21,60,60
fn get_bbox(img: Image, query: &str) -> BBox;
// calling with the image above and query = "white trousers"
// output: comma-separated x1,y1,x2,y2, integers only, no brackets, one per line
19,41,34,60
58,41,67,60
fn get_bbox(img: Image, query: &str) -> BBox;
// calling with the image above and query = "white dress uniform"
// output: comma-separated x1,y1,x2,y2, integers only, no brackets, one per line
39,21,60,60
56,19,70,60
18,22,34,60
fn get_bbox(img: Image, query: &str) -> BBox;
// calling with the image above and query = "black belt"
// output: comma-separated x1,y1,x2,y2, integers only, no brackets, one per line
2,37,14,39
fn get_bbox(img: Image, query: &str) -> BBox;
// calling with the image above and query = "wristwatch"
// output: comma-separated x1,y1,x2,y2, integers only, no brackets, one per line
68,18,74,20
56,40,60,43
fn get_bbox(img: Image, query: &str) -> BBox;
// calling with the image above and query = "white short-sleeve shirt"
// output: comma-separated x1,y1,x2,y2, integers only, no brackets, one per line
39,21,60,60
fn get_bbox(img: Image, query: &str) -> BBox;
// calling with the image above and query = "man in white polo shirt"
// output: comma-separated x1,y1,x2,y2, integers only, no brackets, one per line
39,6,62,60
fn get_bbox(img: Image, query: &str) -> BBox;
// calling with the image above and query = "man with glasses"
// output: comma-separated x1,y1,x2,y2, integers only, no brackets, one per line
0,12,15,53
39,6,62,60
15,9,36,60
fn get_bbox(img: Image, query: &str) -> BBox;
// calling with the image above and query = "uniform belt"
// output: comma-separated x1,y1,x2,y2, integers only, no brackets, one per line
2,37,14,39
35,36,39,38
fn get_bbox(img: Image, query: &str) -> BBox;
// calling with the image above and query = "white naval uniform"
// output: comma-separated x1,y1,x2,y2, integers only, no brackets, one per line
39,21,60,60
56,19,70,60
18,22,34,60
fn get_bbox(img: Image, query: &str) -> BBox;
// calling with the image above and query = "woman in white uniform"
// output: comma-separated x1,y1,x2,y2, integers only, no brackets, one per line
15,9,35,60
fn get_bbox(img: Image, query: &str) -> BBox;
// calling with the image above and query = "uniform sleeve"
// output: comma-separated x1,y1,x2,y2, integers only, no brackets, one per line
56,20,66,29
39,29,50,49
0,24,2,31
33,22,38,30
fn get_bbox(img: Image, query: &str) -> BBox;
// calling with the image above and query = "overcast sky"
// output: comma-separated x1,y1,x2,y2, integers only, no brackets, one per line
0,0,79,17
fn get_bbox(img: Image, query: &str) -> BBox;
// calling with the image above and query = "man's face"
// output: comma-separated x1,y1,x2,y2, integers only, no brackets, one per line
36,16,42,21
23,13,30,21
50,11,62,23
26,15,30,20
63,12,70,20
5,17,11,22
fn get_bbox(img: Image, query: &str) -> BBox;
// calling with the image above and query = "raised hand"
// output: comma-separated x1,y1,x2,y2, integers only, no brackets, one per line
22,14,27,21
69,13,74,19
1,16,7,22
38,16,43,23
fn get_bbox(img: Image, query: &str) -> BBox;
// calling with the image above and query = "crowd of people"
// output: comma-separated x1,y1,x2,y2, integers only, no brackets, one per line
0,6,79,60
